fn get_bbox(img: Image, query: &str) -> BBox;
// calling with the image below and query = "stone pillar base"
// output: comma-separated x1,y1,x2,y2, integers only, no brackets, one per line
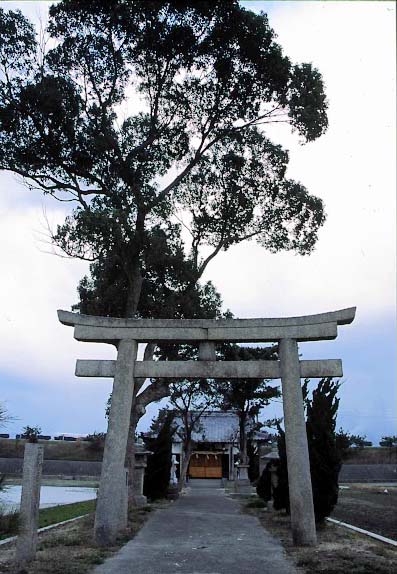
234,479,253,495
166,485,179,500
236,464,250,481
132,494,147,507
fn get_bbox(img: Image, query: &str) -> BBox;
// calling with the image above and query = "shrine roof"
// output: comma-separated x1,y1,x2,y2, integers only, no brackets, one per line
173,412,241,444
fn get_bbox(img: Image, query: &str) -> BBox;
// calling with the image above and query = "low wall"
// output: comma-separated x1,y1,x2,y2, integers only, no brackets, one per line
339,464,397,483
1,458,396,482
0,458,102,477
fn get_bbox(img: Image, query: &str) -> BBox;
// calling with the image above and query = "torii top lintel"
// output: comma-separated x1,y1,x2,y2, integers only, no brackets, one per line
57,307,356,344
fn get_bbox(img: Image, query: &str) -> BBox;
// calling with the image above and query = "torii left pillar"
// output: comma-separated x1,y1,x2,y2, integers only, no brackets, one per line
94,339,137,546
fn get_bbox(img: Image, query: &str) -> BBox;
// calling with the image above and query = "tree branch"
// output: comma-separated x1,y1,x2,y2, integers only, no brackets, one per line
135,379,170,409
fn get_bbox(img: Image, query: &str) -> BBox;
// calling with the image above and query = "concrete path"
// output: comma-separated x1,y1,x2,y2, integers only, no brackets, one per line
93,479,297,574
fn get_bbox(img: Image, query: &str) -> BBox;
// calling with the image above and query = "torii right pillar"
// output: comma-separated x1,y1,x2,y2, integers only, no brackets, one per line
279,338,317,546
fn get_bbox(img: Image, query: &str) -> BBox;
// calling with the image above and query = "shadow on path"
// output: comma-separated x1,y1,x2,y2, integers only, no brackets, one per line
93,479,297,574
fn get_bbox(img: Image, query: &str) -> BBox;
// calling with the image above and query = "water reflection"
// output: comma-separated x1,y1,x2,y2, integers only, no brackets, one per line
0,485,97,513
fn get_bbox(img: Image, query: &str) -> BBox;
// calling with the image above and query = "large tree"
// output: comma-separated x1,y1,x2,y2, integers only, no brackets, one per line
95,227,224,500
1,1,327,317
0,0,328,503
97,240,224,500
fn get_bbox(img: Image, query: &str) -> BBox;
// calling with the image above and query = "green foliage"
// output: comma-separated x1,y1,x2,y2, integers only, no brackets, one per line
271,379,342,522
170,381,217,434
0,507,19,539
274,429,290,512
143,411,175,501
215,344,280,464
335,428,354,459
0,2,329,436
73,224,223,320
38,499,95,529
0,1,328,321
216,345,279,413
105,395,111,420
0,474,19,539
305,378,342,523
380,435,397,462
256,462,272,502
336,428,369,460
380,435,397,447
348,434,367,448
146,408,174,438
246,497,266,509
22,425,42,443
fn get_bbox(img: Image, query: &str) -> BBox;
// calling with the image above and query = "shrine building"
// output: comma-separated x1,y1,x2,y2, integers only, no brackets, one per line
171,411,271,480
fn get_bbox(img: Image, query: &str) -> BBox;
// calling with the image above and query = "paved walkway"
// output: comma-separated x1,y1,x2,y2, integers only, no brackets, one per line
93,479,297,574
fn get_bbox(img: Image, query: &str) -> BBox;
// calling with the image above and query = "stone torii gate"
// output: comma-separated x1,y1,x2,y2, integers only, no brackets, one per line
58,306,356,547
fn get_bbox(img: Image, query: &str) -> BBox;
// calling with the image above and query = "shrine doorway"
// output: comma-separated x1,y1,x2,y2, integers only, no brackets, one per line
188,451,223,479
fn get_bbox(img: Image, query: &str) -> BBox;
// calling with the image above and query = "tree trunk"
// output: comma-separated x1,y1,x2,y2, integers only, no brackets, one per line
121,255,144,506
124,259,143,318
239,412,248,465
125,398,139,503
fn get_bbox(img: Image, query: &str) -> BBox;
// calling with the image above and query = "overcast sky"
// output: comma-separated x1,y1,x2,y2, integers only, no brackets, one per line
0,1,395,444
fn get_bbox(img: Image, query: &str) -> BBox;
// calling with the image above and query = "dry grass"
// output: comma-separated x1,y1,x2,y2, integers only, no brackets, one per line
343,447,397,465
245,503,397,574
332,483,397,540
0,504,157,574
0,439,102,462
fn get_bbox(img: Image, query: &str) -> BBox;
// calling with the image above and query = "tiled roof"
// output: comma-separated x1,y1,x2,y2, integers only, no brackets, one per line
173,411,240,443
252,430,272,441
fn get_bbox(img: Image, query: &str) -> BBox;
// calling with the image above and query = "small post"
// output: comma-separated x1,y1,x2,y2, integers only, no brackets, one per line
15,442,44,568
199,341,216,361
94,339,137,546
279,338,317,546
229,445,234,480
234,462,251,494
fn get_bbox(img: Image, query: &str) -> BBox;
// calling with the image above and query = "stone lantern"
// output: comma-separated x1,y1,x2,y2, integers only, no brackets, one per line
133,442,152,507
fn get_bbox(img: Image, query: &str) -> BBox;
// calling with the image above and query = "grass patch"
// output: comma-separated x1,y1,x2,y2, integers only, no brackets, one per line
39,499,96,529
0,503,155,574
246,498,267,509
0,499,96,541
0,508,19,539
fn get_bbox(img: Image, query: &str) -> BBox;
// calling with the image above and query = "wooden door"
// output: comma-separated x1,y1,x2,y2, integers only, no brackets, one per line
189,452,222,478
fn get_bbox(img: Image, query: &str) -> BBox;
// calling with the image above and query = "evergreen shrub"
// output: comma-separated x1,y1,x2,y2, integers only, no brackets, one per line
259,378,341,523
143,412,174,501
